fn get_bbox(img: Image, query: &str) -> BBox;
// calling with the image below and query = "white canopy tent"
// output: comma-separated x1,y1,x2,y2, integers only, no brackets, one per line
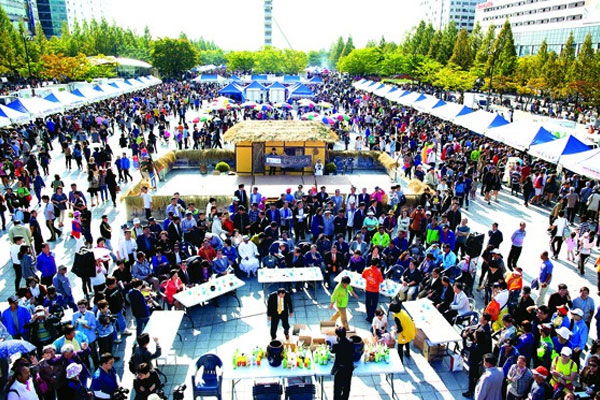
374,85,393,98
486,120,551,150
45,91,86,108
429,102,466,121
0,104,30,123
454,109,508,134
0,117,10,127
8,97,63,118
576,154,600,180
73,87,105,102
412,95,444,113
559,148,600,177
396,92,425,106
528,135,591,163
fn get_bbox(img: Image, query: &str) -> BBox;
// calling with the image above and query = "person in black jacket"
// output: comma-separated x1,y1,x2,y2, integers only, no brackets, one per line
323,246,346,289
232,206,250,235
266,288,293,340
133,362,163,400
462,329,487,398
131,333,161,371
330,326,354,400
104,277,131,341
434,276,455,313
128,279,151,337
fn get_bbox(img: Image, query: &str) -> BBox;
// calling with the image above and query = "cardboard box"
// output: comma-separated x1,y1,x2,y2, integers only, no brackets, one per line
298,335,312,347
412,329,445,361
292,324,307,336
320,321,337,336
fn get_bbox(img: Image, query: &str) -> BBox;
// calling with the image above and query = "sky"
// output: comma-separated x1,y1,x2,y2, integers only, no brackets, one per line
111,0,421,51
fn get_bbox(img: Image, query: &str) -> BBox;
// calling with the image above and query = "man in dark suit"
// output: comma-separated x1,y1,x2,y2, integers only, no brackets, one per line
136,226,157,258
234,184,248,210
357,188,370,207
267,288,293,340
292,201,308,240
167,215,183,245
434,276,455,313
331,326,354,400
285,247,306,268
323,245,346,289
418,267,443,299
266,203,281,226
178,261,192,285
251,211,270,235
232,205,250,235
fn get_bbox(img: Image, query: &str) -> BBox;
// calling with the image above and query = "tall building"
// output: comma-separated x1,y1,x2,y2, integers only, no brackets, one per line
419,0,485,32
474,0,600,56
36,0,67,37
65,0,112,31
1,0,29,29
264,0,272,47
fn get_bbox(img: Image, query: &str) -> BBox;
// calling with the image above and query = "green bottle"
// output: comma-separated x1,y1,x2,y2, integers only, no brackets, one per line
283,358,288,368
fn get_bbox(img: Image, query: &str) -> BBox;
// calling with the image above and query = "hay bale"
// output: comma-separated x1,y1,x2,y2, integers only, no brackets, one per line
223,120,339,143
407,179,427,194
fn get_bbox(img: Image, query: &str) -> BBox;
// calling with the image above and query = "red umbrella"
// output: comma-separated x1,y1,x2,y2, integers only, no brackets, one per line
192,117,200,123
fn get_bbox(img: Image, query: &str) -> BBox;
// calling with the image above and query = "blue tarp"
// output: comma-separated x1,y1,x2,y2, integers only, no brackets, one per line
487,115,510,129
562,135,591,155
251,75,268,82
246,81,267,90
44,93,60,103
398,90,411,97
200,74,218,82
414,94,427,103
530,127,557,147
289,83,314,97
283,75,300,83
268,81,286,89
218,83,244,95
309,76,323,83
7,99,28,114
230,76,242,82
431,99,446,109
108,83,119,89
456,106,473,118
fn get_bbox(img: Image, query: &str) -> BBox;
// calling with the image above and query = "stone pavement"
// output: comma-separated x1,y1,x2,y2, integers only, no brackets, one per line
1,107,599,398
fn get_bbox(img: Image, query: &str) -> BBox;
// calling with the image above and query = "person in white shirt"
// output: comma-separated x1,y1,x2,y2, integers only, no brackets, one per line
117,229,138,266
7,362,39,400
444,282,471,323
238,235,260,277
140,186,152,220
550,210,568,260
314,159,324,176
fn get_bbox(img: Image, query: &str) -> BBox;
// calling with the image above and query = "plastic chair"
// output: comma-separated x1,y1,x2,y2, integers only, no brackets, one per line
253,382,282,400
285,383,315,400
192,353,223,400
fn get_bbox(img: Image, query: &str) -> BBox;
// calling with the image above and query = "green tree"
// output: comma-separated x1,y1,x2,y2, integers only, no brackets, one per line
150,37,198,77
414,57,443,83
493,19,517,77
329,36,344,68
471,24,495,78
341,36,355,58
282,49,308,74
226,51,256,71
307,49,329,66
534,40,549,71
434,64,477,92
253,47,285,73
427,31,442,60
337,47,383,75
469,22,483,57
437,21,459,64
448,28,473,70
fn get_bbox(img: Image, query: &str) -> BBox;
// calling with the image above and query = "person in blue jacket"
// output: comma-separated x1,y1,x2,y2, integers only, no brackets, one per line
91,353,120,399
1,296,31,339
440,224,456,251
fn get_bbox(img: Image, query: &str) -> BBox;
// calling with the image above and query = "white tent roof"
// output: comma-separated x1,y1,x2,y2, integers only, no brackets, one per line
52,91,86,107
0,104,30,123
374,85,393,97
528,136,573,163
0,116,11,127
454,109,500,134
75,87,105,102
16,97,63,117
384,89,403,101
559,148,600,177
396,91,424,106
486,120,545,150
412,95,442,112
429,102,464,121
576,153,600,180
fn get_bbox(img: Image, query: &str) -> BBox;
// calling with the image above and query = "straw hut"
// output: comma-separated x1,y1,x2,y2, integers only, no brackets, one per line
224,120,339,175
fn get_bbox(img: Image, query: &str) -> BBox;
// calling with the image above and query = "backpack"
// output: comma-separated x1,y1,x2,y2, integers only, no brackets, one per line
128,344,139,373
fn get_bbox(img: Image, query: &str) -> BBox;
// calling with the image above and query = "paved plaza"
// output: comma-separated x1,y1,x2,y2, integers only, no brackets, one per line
1,109,598,399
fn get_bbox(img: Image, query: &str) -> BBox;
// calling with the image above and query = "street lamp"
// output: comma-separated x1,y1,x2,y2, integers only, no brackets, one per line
22,34,33,78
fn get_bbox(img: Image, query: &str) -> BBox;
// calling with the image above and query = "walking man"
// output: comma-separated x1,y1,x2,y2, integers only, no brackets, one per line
507,222,526,271
329,276,359,330
267,288,293,340
536,251,553,306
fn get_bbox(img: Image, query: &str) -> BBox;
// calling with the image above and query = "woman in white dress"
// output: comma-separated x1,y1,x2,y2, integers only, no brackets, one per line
314,159,324,176
238,235,260,276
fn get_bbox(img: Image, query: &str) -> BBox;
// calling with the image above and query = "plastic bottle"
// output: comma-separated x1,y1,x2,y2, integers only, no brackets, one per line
233,349,239,368
283,358,288,368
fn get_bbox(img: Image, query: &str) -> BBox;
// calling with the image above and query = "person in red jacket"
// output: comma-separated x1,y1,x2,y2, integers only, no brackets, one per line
362,263,384,323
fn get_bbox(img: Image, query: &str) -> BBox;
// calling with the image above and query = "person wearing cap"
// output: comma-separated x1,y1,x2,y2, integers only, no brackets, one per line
473,353,504,400
362,210,378,241
509,287,534,326
64,361,89,398
552,326,573,359
550,346,578,393
566,308,589,364
1,296,30,340
573,286,595,328
530,366,552,400
498,337,521,378
25,305,56,352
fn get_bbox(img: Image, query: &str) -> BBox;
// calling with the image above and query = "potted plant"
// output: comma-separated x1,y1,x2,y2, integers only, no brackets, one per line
325,162,337,175
215,161,231,174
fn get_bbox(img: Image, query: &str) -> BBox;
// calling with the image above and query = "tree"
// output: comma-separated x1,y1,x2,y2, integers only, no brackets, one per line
341,36,354,58
282,49,308,74
337,47,383,75
448,28,472,70
414,57,443,84
226,51,255,71
427,31,442,61
434,64,477,92
0,6,24,75
493,19,517,77
437,21,458,64
469,22,483,57
253,47,285,73
329,36,344,68
471,24,495,78
307,49,329,66
380,51,416,76
150,37,198,77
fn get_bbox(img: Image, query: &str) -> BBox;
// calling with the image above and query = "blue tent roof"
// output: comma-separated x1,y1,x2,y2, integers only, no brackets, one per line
123,80,133,86
562,135,591,156
71,89,86,98
200,74,218,82
251,75,268,82
7,99,29,114
309,76,323,83
108,83,119,89
218,83,244,95
367,81,378,87
456,105,473,118
268,81,286,89
44,93,60,103
431,99,446,109
398,90,411,97
487,114,510,129
230,76,242,81
290,83,314,97
135,78,144,84
387,87,398,94
283,75,300,83
529,127,557,147
245,81,267,90
414,94,427,102
0,108,9,118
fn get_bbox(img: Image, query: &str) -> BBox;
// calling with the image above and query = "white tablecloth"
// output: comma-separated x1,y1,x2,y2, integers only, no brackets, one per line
402,298,462,346
173,275,245,309
258,267,323,283
312,350,404,377
142,310,184,354
333,270,401,298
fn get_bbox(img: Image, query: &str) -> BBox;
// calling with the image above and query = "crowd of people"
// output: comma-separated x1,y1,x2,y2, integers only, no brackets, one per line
0,70,599,400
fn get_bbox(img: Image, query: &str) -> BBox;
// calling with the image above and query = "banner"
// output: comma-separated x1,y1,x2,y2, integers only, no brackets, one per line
265,155,312,168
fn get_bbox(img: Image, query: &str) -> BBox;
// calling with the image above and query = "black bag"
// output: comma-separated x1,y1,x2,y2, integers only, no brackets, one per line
128,344,139,373
465,233,484,258
72,247,95,278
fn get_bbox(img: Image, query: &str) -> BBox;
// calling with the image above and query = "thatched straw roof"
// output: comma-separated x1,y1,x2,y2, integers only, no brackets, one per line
223,120,339,143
